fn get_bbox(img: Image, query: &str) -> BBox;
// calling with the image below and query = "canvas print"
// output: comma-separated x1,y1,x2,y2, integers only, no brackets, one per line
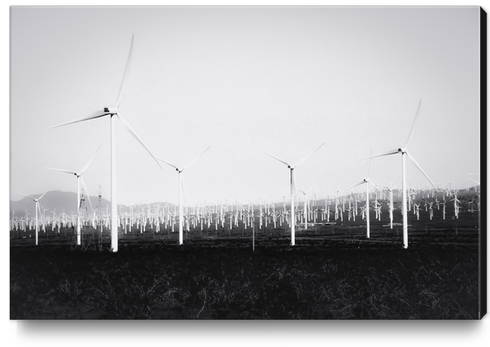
10,6,485,319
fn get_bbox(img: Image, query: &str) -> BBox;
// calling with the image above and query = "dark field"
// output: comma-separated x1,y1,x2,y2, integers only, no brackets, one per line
10,210,483,320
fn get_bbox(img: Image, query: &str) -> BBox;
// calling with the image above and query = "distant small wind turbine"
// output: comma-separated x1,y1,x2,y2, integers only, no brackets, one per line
298,182,319,230
261,142,325,246
19,192,47,246
361,100,437,249
345,152,385,239
45,145,100,246
50,36,163,253
157,146,211,245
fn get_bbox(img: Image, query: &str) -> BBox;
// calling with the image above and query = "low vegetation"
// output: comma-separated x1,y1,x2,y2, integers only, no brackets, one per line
10,230,480,319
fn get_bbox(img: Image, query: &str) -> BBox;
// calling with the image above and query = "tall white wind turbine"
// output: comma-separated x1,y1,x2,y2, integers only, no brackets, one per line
261,142,325,246
157,146,211,245
362,100,437,249
45,145,100,246
19,192,47,246
50,36,163,253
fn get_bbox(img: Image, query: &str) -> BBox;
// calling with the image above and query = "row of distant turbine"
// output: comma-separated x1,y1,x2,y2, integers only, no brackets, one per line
20,36,479,251
11,186,477,235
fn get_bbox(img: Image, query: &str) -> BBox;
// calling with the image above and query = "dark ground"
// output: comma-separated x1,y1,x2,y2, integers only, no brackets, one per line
10,210,483,320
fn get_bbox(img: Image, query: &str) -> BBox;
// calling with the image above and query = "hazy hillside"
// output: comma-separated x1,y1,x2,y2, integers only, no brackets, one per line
10,190,109,216
10,190,174,217
10,187,478,218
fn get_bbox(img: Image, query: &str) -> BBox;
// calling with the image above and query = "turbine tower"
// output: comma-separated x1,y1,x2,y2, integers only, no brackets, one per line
363,100,437,249
50,36,163,253
261,142,325,246
45,145,100,246
157,146,211,245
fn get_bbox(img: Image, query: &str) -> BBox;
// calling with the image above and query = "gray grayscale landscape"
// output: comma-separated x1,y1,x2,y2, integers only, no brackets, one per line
10,6,484,320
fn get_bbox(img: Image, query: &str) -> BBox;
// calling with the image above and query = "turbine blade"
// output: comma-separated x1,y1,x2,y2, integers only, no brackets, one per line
45,167,77,175
115,35,134,108
358,149,399,161
183,146,211,170
294,142,326,167
406,152,437,190
369,181,388,199
80,144,102,174
405,99,422,148
367,149,373,179
117,112,164,171
260,150,291,167
80,177,94,211
156,157,179,170
19,192,35,200
50,112,109,129
469,177,480,185
38,191,47,201
344,181,365,193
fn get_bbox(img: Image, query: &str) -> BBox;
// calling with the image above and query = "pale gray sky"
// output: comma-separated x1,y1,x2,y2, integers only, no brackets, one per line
10,6,481,207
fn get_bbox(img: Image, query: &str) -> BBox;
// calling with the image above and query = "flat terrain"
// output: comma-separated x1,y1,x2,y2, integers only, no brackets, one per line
10,214,482,319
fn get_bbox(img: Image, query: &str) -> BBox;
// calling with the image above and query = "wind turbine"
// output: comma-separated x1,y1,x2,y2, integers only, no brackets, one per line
261,142,325,246
157,146,211,245
50,36,163,253
45,145,100,246
361,100,437,249
345,152,386,239
19,192,47,246
298,181,320,230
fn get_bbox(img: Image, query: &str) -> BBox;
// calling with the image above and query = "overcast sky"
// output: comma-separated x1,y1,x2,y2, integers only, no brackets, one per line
10,6,481,207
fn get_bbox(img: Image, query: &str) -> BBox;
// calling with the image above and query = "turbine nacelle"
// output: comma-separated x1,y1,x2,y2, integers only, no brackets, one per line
104,106,118,114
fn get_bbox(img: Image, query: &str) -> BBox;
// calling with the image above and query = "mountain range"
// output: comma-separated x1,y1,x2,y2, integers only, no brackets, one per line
10,187,479,218
9,190,173,217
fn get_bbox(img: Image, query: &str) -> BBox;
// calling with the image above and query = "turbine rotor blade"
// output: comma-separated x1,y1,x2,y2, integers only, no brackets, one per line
406,151,438,191
405,99,422,148
117,112,164,171
469,177,480,185
359,149,399,161
367,149,373,179
50,112,109,129
45,167,77,175
294,142,326,167
116,35,134,108
183,146,211,170
80,144,102,174
369,181,388,199
260,150,291,167
19,192,35,200
344,181,365,193
38,191,47,201
156,157,179,171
